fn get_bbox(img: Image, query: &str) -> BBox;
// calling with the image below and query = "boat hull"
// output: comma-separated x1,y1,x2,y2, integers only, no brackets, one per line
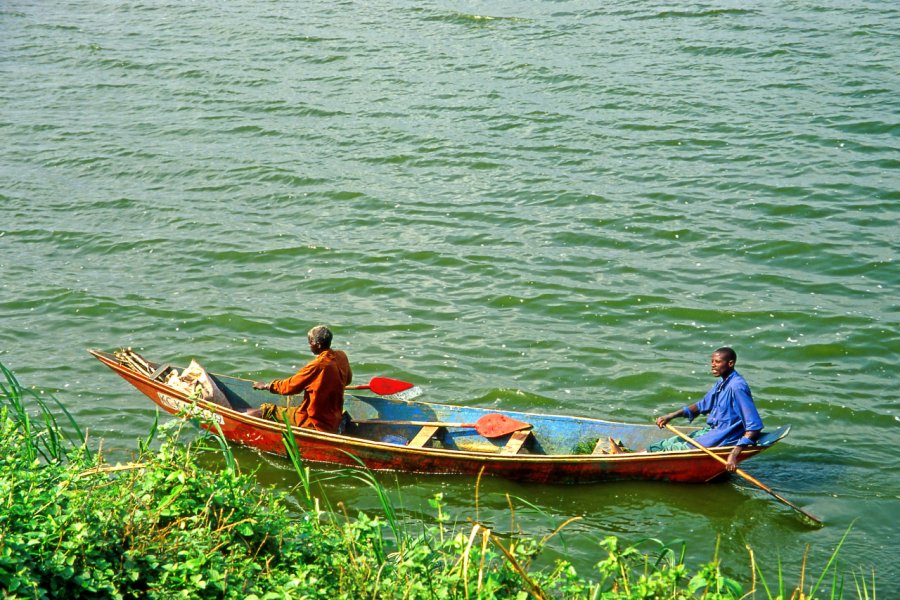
90,350,788,484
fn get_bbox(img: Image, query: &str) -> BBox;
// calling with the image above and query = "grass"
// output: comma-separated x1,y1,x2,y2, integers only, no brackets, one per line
0,361,877,599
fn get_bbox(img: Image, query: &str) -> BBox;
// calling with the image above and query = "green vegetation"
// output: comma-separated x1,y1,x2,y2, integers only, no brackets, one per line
572,437,600,455
0,363,875,599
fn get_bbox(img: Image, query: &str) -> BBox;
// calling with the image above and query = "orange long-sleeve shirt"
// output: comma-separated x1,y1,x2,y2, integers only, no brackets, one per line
267,349,352,432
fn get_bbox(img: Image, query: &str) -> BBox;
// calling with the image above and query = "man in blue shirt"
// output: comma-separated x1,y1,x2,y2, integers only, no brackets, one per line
650,347,763,472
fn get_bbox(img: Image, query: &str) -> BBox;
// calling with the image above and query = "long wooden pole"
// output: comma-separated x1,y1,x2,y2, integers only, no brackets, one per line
665,424,823,526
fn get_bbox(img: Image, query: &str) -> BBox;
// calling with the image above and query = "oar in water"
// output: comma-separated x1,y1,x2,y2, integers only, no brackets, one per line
665,424,823,527
358,413,532,439
346,377,423,400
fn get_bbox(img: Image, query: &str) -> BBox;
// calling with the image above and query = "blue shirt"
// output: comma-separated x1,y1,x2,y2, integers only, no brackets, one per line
683,370,763,447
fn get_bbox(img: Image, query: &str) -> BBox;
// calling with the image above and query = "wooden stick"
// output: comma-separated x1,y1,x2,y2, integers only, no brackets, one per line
126,348,152,371
118,348,153,376
665,424,823,526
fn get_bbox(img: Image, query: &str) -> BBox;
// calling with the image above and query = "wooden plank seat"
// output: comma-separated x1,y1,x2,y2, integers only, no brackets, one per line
500,430,533,455
407,425,444,448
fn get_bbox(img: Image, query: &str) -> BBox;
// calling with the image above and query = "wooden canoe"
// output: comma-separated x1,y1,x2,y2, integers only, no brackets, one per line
89,349,790,484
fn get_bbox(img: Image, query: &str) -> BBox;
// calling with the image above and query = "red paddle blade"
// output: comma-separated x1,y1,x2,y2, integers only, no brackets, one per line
366,377,415,396
347,377,419,397
475,414,532,439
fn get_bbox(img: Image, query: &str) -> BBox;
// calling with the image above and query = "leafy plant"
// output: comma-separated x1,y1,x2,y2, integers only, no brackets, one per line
573,437,600,455
0,362,879,599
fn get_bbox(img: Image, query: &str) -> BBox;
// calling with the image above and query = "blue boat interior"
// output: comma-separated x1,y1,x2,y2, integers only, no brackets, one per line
208,372,790,456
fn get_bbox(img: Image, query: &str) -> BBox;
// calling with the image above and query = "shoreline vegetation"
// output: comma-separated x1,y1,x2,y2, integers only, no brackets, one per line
0,363,875,599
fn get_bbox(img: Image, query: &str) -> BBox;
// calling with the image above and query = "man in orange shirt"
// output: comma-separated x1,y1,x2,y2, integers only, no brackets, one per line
248,325,352,433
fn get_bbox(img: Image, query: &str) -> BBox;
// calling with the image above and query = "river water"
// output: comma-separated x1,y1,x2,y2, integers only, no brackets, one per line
2,0,898,590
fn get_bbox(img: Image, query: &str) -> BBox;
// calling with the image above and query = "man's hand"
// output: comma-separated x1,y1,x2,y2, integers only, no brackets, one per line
656,410,682,429
726,446,742,472
252,381,270,391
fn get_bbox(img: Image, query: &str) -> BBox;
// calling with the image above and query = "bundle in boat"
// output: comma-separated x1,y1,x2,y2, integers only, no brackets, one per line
115,348,230,408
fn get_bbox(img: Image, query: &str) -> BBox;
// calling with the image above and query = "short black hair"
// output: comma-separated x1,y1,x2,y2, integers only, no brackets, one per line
714,347,737,362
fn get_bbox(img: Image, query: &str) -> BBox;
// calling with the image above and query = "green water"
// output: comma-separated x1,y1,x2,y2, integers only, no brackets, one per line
2,0,898,589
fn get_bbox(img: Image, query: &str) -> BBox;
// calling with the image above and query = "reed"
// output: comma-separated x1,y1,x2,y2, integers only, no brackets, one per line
0,362,88,462
852,568,877,600
279,411,317,512
752,523,865,600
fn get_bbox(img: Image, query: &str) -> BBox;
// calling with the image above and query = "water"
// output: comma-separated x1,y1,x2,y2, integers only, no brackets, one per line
2,0,898,589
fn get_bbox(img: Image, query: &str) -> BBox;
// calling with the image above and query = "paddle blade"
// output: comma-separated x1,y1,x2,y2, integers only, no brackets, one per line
366,377,415,395
347,377,421,399
475,414,532,439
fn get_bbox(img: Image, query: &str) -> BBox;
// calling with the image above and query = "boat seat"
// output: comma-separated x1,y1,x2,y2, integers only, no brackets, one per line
500,430,533,455
407,425,444,448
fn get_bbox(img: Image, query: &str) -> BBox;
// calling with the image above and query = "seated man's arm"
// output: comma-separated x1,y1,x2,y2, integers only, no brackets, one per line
655,403,699,428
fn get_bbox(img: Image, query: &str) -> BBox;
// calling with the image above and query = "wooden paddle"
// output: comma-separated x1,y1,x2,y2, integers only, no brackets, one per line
347,377,423,400
665,424,823,526
358,413,532,439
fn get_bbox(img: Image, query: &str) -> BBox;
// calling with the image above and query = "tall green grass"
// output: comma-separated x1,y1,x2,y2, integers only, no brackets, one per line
0,363,88,463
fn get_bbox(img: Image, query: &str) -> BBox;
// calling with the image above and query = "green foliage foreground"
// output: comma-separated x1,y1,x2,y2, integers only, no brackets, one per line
0,363,876,599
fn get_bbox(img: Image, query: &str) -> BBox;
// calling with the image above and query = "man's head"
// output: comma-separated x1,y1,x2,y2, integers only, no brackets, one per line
711,347,737,378
307,325,333,354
